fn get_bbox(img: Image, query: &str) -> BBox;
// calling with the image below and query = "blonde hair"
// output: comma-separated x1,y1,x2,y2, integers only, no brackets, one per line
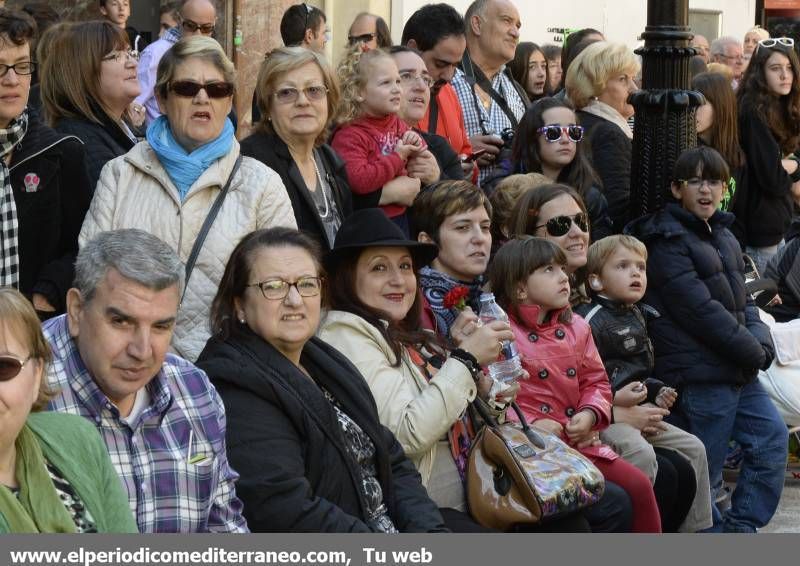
745,26,769,42
565,41,640,109
491,173,551,240
155,36,236,101
254,46,340,147
0,289,54,411
706,62,734,82
336,45,394,124
585,234,648,278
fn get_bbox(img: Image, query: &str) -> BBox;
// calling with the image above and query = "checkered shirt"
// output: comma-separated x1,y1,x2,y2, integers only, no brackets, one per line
43,315,249,533
451,67,527,184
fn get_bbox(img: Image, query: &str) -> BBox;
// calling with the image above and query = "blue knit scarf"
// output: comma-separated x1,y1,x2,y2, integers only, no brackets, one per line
146,116,234,200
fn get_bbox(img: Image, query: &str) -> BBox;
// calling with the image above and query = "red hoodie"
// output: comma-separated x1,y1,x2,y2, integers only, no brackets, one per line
331,114,416,218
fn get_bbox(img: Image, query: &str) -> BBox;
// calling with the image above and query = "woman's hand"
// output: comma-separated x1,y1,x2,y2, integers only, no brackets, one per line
406,150,440,185
614,381,647,407
128,102,146,128
394,141,421,161
613,405,669,434
459,319,515,366
449,307,480,346
565,409,596,447
531,418,564,437
378,176,421,207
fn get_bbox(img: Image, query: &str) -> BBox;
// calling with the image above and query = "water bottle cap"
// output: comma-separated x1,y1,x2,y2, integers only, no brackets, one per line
480,292,495,302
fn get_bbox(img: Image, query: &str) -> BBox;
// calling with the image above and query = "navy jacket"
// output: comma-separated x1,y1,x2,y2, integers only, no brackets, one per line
625,203,773,387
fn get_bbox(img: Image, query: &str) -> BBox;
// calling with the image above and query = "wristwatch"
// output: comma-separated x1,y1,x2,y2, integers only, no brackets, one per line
450,348,481,382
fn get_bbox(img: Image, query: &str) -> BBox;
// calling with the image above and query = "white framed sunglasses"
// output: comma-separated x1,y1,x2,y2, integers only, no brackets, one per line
758,37,795,49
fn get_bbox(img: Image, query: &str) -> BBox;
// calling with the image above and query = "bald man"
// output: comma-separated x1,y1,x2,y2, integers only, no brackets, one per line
135,0,217,124
691,34,710,64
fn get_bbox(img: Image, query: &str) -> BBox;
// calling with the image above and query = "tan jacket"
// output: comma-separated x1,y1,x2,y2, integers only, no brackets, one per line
318,310,476,486
80,140,297,361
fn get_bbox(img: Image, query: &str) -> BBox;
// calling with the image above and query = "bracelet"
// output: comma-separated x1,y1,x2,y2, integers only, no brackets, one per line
450,348,481,381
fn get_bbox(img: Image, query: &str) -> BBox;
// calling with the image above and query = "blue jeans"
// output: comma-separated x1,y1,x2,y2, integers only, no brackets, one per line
678,380,788,532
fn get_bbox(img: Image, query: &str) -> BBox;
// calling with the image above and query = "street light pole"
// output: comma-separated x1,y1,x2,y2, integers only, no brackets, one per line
628,0,705,220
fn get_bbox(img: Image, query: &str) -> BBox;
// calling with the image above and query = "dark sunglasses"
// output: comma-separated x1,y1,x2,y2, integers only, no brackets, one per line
348,32,377,45
181,19,215,35
169,80,234,98
0,354,31,382
537,124,584,143
535,213,589,237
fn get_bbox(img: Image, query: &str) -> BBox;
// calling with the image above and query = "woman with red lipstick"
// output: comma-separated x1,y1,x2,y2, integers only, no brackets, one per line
736,38,800,274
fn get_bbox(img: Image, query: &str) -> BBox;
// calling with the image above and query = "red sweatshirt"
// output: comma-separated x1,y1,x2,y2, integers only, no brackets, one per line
331,114,414,218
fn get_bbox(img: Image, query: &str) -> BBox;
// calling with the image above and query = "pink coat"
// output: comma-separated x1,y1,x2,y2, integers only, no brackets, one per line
510,304,617,461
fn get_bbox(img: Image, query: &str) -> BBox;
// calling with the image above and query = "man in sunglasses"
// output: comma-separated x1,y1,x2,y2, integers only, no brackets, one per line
43,230,249,533
347,12,391,51
135,0,217,125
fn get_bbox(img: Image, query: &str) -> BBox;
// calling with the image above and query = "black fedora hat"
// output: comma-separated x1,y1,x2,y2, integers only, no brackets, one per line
324,209,438,271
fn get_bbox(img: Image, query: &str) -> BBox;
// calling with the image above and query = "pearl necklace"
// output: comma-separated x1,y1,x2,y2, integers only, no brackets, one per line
310,150,330,219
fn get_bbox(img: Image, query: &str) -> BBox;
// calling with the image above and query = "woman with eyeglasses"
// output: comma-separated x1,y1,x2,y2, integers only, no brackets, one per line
566,42,640,233
241,47,351,252
0,288,137,533
510,97,612,242
40,20,141,193
736,36,800,274
79,36,295,362
196,226,448,533
0,9,90,320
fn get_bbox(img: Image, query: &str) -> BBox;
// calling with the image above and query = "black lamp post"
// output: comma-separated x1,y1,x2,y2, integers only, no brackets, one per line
628,0,705,220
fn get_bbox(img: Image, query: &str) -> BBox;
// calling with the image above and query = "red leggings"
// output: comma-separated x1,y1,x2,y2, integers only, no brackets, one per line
591,456,662,533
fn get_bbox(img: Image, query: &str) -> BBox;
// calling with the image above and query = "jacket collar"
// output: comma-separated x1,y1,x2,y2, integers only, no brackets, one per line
9,109,78,168
627,202,735,242
512,303,569,329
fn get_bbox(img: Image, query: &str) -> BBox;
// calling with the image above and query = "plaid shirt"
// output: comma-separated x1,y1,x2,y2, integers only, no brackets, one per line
451,66,527,184
43,315,248,533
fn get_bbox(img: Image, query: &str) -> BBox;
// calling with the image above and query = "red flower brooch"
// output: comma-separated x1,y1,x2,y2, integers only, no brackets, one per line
443,286,470,311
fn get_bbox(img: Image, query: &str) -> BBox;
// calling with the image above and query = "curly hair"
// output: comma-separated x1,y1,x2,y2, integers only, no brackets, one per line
335,44,394,125
737,43,800,154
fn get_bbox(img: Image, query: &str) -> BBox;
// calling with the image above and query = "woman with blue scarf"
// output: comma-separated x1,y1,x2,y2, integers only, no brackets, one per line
80,36,296,361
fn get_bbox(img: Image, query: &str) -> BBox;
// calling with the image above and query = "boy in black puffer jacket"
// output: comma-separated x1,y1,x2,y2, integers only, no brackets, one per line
625,147,787,533
576,234,712,532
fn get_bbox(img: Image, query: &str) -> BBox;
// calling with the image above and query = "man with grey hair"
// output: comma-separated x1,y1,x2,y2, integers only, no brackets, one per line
43,229,248,533
691,33,710,64
711,36,745,85
135,0,217,124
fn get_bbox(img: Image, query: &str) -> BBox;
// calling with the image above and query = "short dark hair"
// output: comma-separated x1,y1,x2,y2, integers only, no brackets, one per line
280,3,325,47
410,180,492,244
401,3,465,52
671,146,731,186
0,7,37,47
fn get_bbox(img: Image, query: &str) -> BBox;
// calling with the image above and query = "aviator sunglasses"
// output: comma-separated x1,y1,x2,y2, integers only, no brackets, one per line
535,213,589,237
0,354,31,382
537,124,584,143
169,80,234,98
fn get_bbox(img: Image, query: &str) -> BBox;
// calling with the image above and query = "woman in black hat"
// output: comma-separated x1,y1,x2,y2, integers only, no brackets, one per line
318,209,591,532
196,226,447,533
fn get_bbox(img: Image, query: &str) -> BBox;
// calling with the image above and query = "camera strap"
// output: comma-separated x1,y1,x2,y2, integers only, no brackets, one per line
460,51,528,130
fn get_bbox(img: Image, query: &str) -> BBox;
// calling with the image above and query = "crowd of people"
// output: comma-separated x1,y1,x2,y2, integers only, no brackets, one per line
0,0,798,535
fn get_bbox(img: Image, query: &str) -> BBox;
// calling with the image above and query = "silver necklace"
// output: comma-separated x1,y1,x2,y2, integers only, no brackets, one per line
310,150,330,219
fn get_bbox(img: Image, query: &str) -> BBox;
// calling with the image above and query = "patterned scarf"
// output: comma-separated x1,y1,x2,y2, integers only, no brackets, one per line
418,266,484,338
0,110,27,288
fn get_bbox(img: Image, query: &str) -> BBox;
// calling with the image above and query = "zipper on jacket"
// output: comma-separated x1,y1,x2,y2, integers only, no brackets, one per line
9,136,82,172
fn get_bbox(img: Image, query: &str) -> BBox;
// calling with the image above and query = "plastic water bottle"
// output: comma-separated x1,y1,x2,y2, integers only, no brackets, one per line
478,292,523,383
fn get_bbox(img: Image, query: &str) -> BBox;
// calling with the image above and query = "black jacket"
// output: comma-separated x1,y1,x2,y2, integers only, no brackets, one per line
764,219,800,322
578,110,632,233
574,296,665,402
196,327,447,533
737,101,794,247
240,131,353,251
625,203,773,387
9,111,91,314
420,130,465,181
53,113,136,193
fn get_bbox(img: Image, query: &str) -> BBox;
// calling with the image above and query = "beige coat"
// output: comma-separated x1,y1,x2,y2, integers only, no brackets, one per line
80,140,297,361
318,310,476,486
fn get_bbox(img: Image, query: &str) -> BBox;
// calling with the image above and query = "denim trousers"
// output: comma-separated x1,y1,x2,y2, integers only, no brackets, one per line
678,379,788,532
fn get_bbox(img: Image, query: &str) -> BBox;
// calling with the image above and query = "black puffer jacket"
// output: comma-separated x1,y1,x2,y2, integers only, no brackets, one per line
196,326,447,533
578,110,631,233
10,111,91,314
625,203,773,387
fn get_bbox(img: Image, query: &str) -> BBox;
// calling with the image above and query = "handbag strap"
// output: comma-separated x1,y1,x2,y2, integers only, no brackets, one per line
471,399,546,449
181,155,242,305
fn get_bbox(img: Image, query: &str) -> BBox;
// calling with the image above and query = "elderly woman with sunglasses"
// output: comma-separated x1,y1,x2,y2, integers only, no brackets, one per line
241,47,352,252
80,36,295,362
0,288,136,533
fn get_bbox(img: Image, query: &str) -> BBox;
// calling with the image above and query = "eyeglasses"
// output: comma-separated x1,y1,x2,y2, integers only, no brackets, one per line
169,80,234,98
348,32,377,45
181,19,215,35
399,71,434,88
679,178,727,190
759,37,794,49
537,124,584,143
535,213,589,237
0,61,35,78
273,85,329,104
717,52,744,62
247,277,323,300
0,354,31,382
101,49,139,63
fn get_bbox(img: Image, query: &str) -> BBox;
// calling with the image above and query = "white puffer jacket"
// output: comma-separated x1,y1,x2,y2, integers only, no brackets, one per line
80,140,297,361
